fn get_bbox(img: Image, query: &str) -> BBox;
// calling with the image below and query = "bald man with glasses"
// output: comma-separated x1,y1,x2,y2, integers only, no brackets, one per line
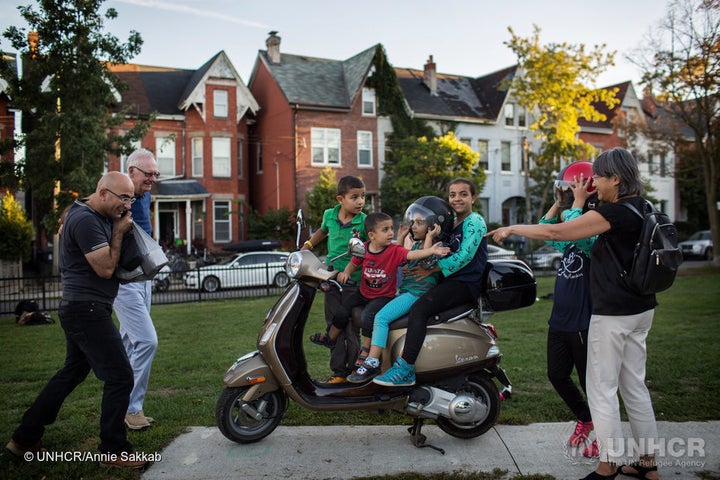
7,172,149,468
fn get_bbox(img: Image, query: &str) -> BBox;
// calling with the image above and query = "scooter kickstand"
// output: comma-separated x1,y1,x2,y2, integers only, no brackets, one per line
408,418,445,455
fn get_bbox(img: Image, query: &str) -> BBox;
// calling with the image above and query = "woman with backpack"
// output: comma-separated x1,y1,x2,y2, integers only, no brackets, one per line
487,148,661,480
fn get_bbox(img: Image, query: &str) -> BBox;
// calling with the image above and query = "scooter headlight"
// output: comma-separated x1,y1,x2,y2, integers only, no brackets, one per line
286,251,302,278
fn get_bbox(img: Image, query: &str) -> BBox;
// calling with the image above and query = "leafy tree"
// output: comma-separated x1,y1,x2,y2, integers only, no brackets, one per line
0,193,33,261
381,132,486,218
0,0,151,243
305,167,337,230
244,207,295,245
505,25,619,218
630,0,720,265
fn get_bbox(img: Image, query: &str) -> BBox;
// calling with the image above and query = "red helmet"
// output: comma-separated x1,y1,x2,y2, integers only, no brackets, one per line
554,161,597,210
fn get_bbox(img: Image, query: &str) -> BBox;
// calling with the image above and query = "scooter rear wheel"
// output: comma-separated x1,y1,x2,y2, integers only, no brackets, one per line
435,375,500,439
216,386,287,443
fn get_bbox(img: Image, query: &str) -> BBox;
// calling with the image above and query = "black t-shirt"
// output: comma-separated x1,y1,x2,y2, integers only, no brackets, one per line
550,245,592,332
59,201,120,303
590,196,658,315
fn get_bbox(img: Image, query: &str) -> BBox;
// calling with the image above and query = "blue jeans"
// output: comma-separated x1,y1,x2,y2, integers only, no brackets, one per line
114,280,157,413
12,301,134,454
370,292,420,349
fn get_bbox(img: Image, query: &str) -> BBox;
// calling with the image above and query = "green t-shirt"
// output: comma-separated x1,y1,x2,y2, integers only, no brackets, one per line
321,204,367,283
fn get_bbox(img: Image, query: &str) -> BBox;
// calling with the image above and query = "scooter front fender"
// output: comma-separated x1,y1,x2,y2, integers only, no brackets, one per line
222,351,280,398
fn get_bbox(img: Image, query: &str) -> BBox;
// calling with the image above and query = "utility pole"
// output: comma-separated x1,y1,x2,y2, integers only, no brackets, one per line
522,136,531,224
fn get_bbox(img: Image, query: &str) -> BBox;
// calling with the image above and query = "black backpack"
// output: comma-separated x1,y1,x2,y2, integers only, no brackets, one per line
607,201,683,295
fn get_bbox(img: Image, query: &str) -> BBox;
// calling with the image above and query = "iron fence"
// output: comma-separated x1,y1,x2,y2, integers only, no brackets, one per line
0,264,286,316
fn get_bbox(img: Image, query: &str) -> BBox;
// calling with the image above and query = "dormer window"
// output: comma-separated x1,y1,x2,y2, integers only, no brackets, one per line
214,90,228,118
504,104,514,126
518,106,527,128
362,88,376,116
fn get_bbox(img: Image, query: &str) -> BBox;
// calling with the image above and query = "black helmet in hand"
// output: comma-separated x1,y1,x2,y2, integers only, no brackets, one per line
403,196,455,242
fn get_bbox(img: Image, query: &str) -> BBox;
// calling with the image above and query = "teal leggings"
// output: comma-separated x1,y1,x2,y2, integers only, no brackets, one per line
369,292,420,349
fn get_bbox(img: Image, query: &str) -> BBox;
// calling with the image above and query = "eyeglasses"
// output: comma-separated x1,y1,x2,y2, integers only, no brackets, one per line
105,188,136,205
132,166,161,178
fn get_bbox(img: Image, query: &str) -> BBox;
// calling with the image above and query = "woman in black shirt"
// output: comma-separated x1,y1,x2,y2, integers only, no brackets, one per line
488,148,660,480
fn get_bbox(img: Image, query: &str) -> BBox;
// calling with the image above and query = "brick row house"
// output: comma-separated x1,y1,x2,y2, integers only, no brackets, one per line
246,32,381,218
107,51,259,253
6,34,682,262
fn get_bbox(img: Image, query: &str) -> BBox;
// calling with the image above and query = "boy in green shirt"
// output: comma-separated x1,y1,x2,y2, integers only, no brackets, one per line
301,176,367,383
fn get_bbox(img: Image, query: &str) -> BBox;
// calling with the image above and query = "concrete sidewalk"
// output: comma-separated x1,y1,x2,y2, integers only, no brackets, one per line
142,421,718,480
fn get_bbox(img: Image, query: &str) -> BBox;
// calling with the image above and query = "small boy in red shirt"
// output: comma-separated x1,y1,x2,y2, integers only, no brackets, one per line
309,212,449,355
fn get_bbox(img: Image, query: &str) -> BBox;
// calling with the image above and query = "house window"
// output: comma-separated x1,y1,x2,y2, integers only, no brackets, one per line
362,88,376,116
501,141,511,171
155,137,176,176
237,137,244,179
459,137,471,146
504,104,515,126
660,154,667,177
311,128,341,166
191,137,203,177
212,137,231,177
214,90,228,118
357,131,372,167
517,106,527,128
477,140,489,171
213,201,231,243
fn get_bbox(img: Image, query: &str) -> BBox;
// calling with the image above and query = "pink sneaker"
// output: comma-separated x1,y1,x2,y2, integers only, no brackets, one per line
583,440,599,458
569,420,593,447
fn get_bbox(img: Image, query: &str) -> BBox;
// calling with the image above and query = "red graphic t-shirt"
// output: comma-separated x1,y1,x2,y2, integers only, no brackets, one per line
351,243,410,299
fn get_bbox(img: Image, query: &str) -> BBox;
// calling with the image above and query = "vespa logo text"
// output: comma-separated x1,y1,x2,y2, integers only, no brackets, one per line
455,353,480,364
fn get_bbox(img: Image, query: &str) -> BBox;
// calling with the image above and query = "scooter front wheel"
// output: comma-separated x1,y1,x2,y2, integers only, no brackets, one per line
435,375,500,439
215,386,287,443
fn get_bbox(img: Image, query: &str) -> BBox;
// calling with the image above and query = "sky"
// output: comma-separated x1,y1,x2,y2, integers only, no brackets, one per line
0,0,669,88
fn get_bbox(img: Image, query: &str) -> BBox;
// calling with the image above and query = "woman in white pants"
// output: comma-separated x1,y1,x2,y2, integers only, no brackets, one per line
488,147,660,480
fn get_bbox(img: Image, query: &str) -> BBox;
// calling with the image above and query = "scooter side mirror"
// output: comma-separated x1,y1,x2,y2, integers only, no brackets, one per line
295,209,305,250
348,237,365,258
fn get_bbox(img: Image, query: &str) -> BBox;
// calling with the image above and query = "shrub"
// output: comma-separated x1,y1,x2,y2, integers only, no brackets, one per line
0,193,33,261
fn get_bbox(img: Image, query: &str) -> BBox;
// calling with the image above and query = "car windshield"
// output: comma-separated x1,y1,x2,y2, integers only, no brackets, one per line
222,256,240,266
688,231,711,241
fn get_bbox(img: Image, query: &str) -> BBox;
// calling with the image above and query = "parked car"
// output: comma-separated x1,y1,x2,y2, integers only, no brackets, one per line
488,244,517,260
184,251,290,292
679,230,712,260
524,245,563,270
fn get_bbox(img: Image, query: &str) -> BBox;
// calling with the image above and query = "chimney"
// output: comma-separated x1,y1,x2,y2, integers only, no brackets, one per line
266,31,281,64
423,55,437,95
28,31,39,60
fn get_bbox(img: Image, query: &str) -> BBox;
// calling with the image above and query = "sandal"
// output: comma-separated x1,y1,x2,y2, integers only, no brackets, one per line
616,462,658,479
309,332,336,349
354,347,370,368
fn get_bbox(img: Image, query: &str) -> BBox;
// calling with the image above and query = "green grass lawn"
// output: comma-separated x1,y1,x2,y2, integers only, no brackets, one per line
1,267,718,480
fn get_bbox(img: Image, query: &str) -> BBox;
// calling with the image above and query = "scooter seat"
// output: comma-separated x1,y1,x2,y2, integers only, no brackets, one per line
351,303,477,330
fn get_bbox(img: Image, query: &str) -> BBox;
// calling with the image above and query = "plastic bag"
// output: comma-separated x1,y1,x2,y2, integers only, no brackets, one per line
115,222,169,283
